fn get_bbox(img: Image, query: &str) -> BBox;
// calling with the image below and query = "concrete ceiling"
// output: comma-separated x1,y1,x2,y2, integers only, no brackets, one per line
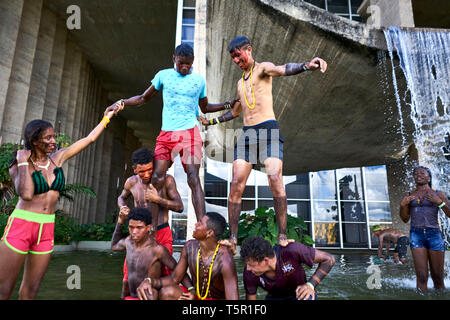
44,0,178,147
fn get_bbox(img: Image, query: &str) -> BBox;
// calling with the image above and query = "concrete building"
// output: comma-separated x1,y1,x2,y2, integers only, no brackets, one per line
0,0,448,249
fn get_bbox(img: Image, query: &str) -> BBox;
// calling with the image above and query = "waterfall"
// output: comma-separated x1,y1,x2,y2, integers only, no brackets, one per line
383,26,450,246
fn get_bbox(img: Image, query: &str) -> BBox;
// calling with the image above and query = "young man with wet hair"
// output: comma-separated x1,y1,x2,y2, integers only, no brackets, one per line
117,147,184,298
198,36,328,253
111,207,192,300
107,43,238,234
372,225,409,264
240,236,335,300
136,212,239,300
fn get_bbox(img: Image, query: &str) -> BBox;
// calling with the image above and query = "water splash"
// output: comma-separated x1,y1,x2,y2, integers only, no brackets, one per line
383,27,450,246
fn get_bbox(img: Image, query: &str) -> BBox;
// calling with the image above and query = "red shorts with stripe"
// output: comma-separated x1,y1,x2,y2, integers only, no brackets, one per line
1,209,55,255
154,126,203,169
123,224,173,281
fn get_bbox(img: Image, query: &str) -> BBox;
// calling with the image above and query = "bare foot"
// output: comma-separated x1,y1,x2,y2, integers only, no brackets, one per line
277,234,294,247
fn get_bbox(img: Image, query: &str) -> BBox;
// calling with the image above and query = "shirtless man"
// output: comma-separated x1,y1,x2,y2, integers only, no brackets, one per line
111,207,192,300
136,212,239,300
118,147,184,297
199,36,327,253
372,225,409,264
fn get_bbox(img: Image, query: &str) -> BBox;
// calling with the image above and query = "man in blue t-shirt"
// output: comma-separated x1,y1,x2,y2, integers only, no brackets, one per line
240,236,335,300
106,43,237,236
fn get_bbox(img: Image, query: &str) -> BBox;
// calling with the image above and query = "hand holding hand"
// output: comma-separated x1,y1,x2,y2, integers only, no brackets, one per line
104,100,125,117
197,116,210,127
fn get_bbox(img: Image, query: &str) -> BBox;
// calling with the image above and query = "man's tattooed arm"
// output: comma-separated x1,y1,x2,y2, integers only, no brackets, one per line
285,63,309,76
307,249,335,288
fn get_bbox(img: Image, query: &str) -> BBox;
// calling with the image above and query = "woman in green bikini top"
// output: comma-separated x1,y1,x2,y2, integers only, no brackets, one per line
0,105,119,300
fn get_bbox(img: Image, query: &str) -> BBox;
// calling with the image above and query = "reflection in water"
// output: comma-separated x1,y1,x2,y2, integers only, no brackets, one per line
21,251,450,300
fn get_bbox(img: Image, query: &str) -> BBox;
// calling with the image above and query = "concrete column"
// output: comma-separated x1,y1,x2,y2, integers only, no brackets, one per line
1,0,43,143
358,0,415,28
0,0,24,127
43,22,67,124
55,40,75,135
23,7,56,126
96,129,114,222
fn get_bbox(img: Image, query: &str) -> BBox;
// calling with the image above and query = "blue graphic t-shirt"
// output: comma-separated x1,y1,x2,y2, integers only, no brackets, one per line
151,68,206,131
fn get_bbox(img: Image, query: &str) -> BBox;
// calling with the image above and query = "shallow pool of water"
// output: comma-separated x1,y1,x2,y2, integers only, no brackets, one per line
10,250,450,300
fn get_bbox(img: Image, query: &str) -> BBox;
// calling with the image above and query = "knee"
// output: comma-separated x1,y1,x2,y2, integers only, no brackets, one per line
0,284,14,300
186,171,200,187
267,175,285,197
19,282,40,300
151,172,165,189
159,286,180,300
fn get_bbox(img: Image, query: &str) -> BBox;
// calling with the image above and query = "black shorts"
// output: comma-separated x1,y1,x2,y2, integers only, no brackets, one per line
394,236,409,258
234,120,285,167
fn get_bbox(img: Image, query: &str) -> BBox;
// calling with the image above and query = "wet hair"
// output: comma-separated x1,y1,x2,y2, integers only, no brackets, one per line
205,212,227,241
240,237,275,262
10,119,53,168
174,43,194,58
228,36,251,53
413,166,432,188
131,147,153,166
128,207,152,225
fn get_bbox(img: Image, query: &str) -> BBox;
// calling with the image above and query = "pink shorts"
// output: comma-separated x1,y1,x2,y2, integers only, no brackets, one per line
154,126,203,169
1,209,55,255
123,224,173,281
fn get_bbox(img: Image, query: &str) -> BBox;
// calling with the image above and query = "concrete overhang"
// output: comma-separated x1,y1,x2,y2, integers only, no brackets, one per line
205,0,420,175
44,0,178,149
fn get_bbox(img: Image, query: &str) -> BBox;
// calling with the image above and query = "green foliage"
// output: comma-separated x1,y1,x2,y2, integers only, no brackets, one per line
54,210,79,244
232,206,315,247
71,220,127,242
56,133,72,149
58,183,97,202
0,143,15,184
0,212,9,239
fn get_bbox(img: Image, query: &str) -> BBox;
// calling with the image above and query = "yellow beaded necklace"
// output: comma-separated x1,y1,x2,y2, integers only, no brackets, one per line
196,243,220,300
242,62,256,109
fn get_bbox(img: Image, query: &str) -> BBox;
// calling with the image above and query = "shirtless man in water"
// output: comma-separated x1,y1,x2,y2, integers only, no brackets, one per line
372,225,409,264
111,207,192,300
199,36,327,253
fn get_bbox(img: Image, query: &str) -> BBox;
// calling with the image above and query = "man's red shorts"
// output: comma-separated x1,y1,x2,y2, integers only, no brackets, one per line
154,126,203,168
123,224,173,281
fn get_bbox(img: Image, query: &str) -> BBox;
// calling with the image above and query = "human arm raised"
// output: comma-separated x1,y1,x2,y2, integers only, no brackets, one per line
198,97,239,114
198,98,242,127
55,109,115,166
110,209,129,251
259,57,327,77
10,150,34,201
104,84,159,115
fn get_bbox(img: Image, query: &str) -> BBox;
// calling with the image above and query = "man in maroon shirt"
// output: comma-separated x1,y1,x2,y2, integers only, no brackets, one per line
240,236,335,300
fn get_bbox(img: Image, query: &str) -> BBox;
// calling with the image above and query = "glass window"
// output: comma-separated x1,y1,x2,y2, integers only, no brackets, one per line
242,185,255,198
204,172,227,198
285,174,310,199
311,170,336,200
205,199,228,217
304,0,326,9
350,0,364,14
314,222,340,247
183,0,196,8
337,168,363,200
182,9,195,25
241,200,256,212
182,26,195,41
172,219,187,245
341,201,366,222
364,166,389,201
367,202,391,222
171,198,188,220
312,200,338,221
327,0,350,14
257,200,310,221
342,223,368,248
352,15,363,22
